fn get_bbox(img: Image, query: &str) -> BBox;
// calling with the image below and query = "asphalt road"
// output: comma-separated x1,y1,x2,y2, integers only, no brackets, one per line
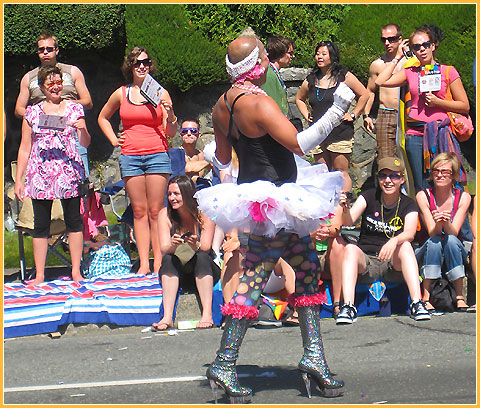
4,312,476,405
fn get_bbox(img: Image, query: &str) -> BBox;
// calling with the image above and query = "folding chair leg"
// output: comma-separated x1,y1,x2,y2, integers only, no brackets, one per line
17,229,27,282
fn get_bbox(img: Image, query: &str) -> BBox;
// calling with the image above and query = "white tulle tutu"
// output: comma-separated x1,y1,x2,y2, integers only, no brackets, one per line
194,163,343,237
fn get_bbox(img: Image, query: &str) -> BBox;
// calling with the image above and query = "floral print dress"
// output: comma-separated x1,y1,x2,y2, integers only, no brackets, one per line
23,102,86,200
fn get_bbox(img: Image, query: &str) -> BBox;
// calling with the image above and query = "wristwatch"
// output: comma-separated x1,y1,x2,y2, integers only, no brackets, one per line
363,113,370,119
350,112,356,120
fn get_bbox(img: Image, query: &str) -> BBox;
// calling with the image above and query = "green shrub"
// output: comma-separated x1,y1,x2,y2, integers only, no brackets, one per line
125,5,227,92
4,4,125,55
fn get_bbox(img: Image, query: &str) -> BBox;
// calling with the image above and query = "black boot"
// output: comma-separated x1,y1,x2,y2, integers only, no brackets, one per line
206,315,253,404
297,304,344,398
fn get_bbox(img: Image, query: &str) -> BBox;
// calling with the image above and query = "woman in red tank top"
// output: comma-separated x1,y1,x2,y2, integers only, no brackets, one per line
98,47,178,275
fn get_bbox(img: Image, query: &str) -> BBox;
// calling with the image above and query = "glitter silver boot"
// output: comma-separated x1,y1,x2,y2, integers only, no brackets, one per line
206,315,253,404
297,304,344,398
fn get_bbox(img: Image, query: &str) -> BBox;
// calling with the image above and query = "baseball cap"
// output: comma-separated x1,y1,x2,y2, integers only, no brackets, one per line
377,157,405,173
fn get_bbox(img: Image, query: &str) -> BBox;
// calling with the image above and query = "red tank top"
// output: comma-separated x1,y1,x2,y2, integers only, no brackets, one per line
119,85,169,155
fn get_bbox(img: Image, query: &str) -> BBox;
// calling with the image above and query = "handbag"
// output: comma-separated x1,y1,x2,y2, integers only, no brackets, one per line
445,66,474,142
81,242,132,279
174,242,196,266
429,277,456,313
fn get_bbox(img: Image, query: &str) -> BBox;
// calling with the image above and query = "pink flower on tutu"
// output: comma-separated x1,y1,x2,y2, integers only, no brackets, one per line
248,197,279,223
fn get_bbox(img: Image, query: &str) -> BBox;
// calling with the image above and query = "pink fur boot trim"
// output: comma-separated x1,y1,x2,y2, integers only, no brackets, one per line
221,303,259,319
289,291,327,308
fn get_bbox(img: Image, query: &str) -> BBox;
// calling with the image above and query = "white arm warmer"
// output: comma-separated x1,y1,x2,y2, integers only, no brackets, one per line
213,154,232,170
296,82,356,155
202,140,216,164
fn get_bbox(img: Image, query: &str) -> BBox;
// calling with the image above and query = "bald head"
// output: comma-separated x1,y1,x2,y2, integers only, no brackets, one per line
228,36,259,64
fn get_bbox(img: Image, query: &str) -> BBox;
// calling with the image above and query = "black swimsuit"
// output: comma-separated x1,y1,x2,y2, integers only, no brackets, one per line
224,92,297,186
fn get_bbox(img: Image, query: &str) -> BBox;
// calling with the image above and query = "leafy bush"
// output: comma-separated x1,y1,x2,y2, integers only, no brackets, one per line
184,4,351,68
125,5,227,92
4,4,125,55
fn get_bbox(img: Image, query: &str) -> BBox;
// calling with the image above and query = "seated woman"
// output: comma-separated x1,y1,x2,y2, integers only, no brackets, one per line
153,175,219,330
415,153,471,312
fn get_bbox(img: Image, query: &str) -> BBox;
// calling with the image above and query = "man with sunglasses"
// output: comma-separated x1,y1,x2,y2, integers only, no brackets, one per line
180,119,211,183
15,31,92,118
364,24,405,160
261,34,295,116
336,157,430,324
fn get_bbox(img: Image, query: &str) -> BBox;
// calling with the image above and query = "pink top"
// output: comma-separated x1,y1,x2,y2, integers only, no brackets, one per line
405,64,460,135
24,102,86,200
119,85,169,155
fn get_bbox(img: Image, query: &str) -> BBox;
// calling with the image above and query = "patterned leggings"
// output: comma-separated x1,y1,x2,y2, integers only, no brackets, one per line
228,230,323,308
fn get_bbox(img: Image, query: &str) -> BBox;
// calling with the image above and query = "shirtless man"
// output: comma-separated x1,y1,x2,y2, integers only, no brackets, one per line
15,31,92,118
180,119,211,182
363,24,405,160
200,28,355,403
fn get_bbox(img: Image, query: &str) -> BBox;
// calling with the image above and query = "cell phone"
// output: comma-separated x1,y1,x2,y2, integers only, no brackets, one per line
403,46,414,59
345,191,354,200
181,231,192,239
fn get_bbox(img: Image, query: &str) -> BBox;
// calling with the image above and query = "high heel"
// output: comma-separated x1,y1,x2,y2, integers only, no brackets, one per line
297,303,344,398
206,314,253,404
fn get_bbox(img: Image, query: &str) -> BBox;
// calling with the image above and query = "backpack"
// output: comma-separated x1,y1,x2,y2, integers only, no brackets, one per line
429,277,456,312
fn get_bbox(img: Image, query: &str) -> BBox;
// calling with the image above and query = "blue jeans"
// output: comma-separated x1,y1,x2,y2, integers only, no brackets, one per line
405,134,429,193
416,235,467,282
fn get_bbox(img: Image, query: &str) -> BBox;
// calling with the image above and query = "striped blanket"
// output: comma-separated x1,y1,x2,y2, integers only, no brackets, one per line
4,274,166,339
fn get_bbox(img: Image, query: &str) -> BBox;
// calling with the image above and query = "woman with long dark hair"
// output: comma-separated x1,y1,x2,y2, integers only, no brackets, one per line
98,47,178,275
153,175,219,331
296,40,368,191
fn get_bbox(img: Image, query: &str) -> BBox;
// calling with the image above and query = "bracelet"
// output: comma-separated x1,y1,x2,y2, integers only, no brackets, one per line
363,114,370,119
167,115,177,124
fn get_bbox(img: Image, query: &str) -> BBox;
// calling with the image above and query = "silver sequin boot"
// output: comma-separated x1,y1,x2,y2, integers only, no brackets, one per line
206,315,253,404
297,304,344,398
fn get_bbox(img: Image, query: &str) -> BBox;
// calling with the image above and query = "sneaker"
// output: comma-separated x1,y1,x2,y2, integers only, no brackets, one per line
336,303,357,324
410,300,431,321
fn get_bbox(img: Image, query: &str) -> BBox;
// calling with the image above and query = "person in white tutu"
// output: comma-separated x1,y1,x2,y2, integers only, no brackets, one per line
197,28,356,404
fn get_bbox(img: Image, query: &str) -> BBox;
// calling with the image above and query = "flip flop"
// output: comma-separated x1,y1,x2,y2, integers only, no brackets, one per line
196,321,214,329
151,322,173,332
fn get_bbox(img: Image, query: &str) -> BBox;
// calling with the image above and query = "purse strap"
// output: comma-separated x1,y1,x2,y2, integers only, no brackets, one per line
444,65,454,102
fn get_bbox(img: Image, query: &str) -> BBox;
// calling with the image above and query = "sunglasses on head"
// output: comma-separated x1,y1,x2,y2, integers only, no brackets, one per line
432,168,452,176
411,41,431,52
180,127,199,136
133,58,152,68
378,172,402,181
380,36,400,44
37,46,55,53
45,79,63,88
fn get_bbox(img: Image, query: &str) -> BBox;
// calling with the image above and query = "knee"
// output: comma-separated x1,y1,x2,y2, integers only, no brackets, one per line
130,202,148,219
444,234,462,249
159,254,180,277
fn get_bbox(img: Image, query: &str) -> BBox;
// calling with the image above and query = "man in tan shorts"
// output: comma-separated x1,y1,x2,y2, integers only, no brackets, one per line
363,23,406,160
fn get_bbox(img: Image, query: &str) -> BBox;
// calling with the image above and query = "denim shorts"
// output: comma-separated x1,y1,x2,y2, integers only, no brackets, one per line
119,152,172,178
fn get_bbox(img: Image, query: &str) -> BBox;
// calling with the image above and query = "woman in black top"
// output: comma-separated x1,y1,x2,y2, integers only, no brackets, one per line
296,41,368,191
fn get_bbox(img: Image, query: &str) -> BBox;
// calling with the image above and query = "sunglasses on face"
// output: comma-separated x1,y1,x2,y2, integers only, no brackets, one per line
133,58,152,68
378,172,402,181
411,41,431,52
180,127,199,136
432,168,452,176
381,36,400,44
37,46,55,53
45,79,63,88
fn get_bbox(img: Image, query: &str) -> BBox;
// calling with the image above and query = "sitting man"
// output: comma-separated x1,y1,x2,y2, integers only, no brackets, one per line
336,157,431,324
180,118,212,184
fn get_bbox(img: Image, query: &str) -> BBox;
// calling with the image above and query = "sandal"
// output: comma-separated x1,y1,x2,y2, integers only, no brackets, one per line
151,321,174,331
456,296,468,312
196,320,214,329
282,307,299,326
467,304,476,313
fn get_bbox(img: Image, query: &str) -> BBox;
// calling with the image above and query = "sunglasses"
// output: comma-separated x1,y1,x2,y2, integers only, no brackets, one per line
378,172,402,181
432,168,452,176
133,58,152,68
180,127,199,136
37,46,55,53
44,79,63,88
411,41,431,52
380,36,400,44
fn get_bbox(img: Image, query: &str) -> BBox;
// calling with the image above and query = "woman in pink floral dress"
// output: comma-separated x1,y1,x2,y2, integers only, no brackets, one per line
15,66,91,285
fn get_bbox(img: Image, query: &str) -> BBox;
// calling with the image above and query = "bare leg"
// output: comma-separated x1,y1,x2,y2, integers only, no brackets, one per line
145,173,169,274
152,273,178,330
392,242,422,301
422,278,434,309
331,152,352,192
221,249,241,303
341,244,366,304
196,273,214,327
68,231,84,281
329,236,346,311
125,175,151,275
31,237,48,285
452,277,468,308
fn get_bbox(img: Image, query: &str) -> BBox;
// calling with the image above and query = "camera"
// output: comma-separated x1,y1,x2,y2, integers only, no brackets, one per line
403,46,414,59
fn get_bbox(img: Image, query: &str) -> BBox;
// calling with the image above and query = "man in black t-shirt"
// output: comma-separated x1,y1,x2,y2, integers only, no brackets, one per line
336,157,430,324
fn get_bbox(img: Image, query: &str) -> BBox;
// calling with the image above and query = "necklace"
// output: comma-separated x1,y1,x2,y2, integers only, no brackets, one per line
381,196,402,239
316,75,333,102
269,63,287,92
232,82,268,96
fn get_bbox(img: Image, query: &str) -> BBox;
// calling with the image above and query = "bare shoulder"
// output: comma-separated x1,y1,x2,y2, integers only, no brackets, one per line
370,57,386,74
